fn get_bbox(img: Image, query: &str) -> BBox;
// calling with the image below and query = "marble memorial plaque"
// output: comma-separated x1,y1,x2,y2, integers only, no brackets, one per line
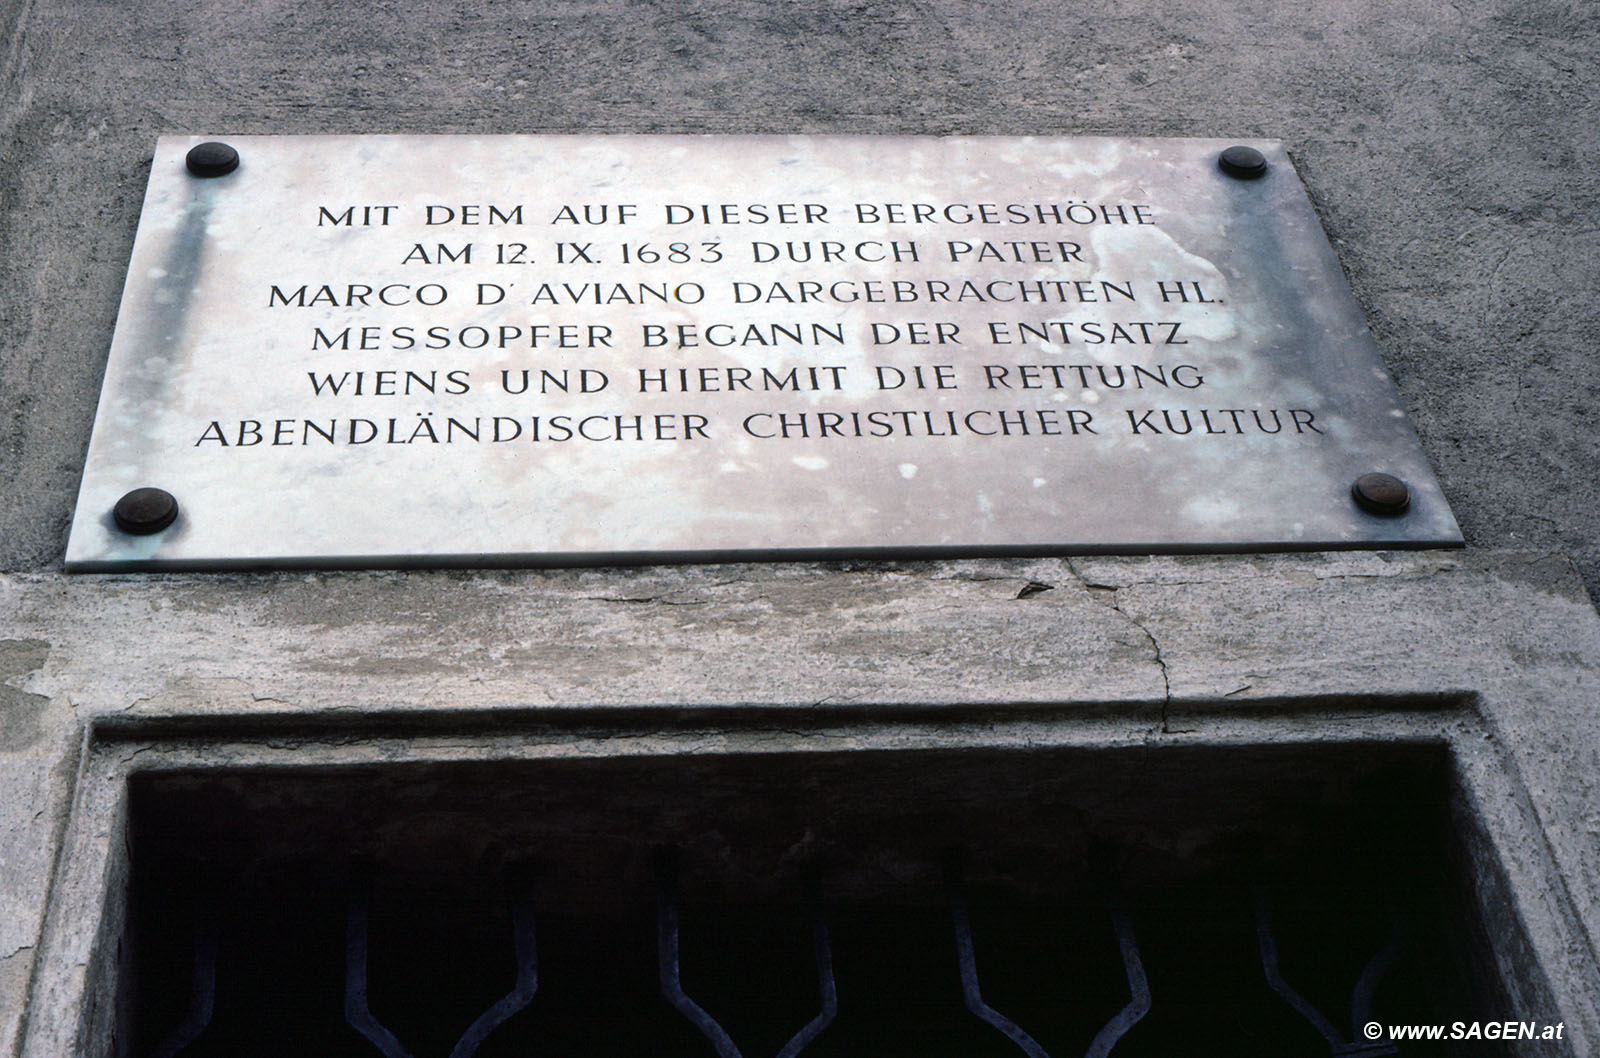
67,135,1461,569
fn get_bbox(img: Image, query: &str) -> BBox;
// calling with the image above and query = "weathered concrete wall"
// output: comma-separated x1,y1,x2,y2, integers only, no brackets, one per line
1,0,1597,591
4,553,1600,1054
2,1,1599,1055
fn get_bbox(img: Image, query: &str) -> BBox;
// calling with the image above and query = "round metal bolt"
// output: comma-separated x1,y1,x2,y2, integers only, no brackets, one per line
1351,473,1410,517
1218,145,1268,180
113,487,179,535
185,141,239,178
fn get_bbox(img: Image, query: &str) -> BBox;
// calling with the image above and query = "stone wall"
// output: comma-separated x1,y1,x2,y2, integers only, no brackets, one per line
2,2,1598,1056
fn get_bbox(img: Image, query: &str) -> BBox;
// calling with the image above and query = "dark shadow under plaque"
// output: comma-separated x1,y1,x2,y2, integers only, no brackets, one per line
67,135,1460,570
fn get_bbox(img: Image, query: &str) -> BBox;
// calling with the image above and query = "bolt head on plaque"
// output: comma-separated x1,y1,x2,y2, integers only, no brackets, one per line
1218,145,1268,180
1351,473,1411,517
113,487,179,535
185,141,239,178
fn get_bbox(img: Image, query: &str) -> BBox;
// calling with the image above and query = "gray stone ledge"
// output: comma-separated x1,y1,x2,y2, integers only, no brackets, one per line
0,550,1591,718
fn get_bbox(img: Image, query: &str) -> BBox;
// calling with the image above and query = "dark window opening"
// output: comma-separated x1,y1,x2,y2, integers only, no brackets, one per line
124,743,1498,1057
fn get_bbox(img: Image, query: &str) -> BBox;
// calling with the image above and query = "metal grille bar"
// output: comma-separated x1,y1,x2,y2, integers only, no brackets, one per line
947,856,1053,1058
342,860,542,1058
1256,889,1402,1058
143,860,1422,1057
655,848,840,1058
1083,902,1150,1058
655,847,745,1058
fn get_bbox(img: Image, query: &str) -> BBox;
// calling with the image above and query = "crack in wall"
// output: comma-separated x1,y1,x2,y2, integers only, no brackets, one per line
1064,559,1172,730
121,678,298,714
1112,596,1173,732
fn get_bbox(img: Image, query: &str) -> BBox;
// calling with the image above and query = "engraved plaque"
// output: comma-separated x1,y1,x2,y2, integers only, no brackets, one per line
66,135,1461,570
